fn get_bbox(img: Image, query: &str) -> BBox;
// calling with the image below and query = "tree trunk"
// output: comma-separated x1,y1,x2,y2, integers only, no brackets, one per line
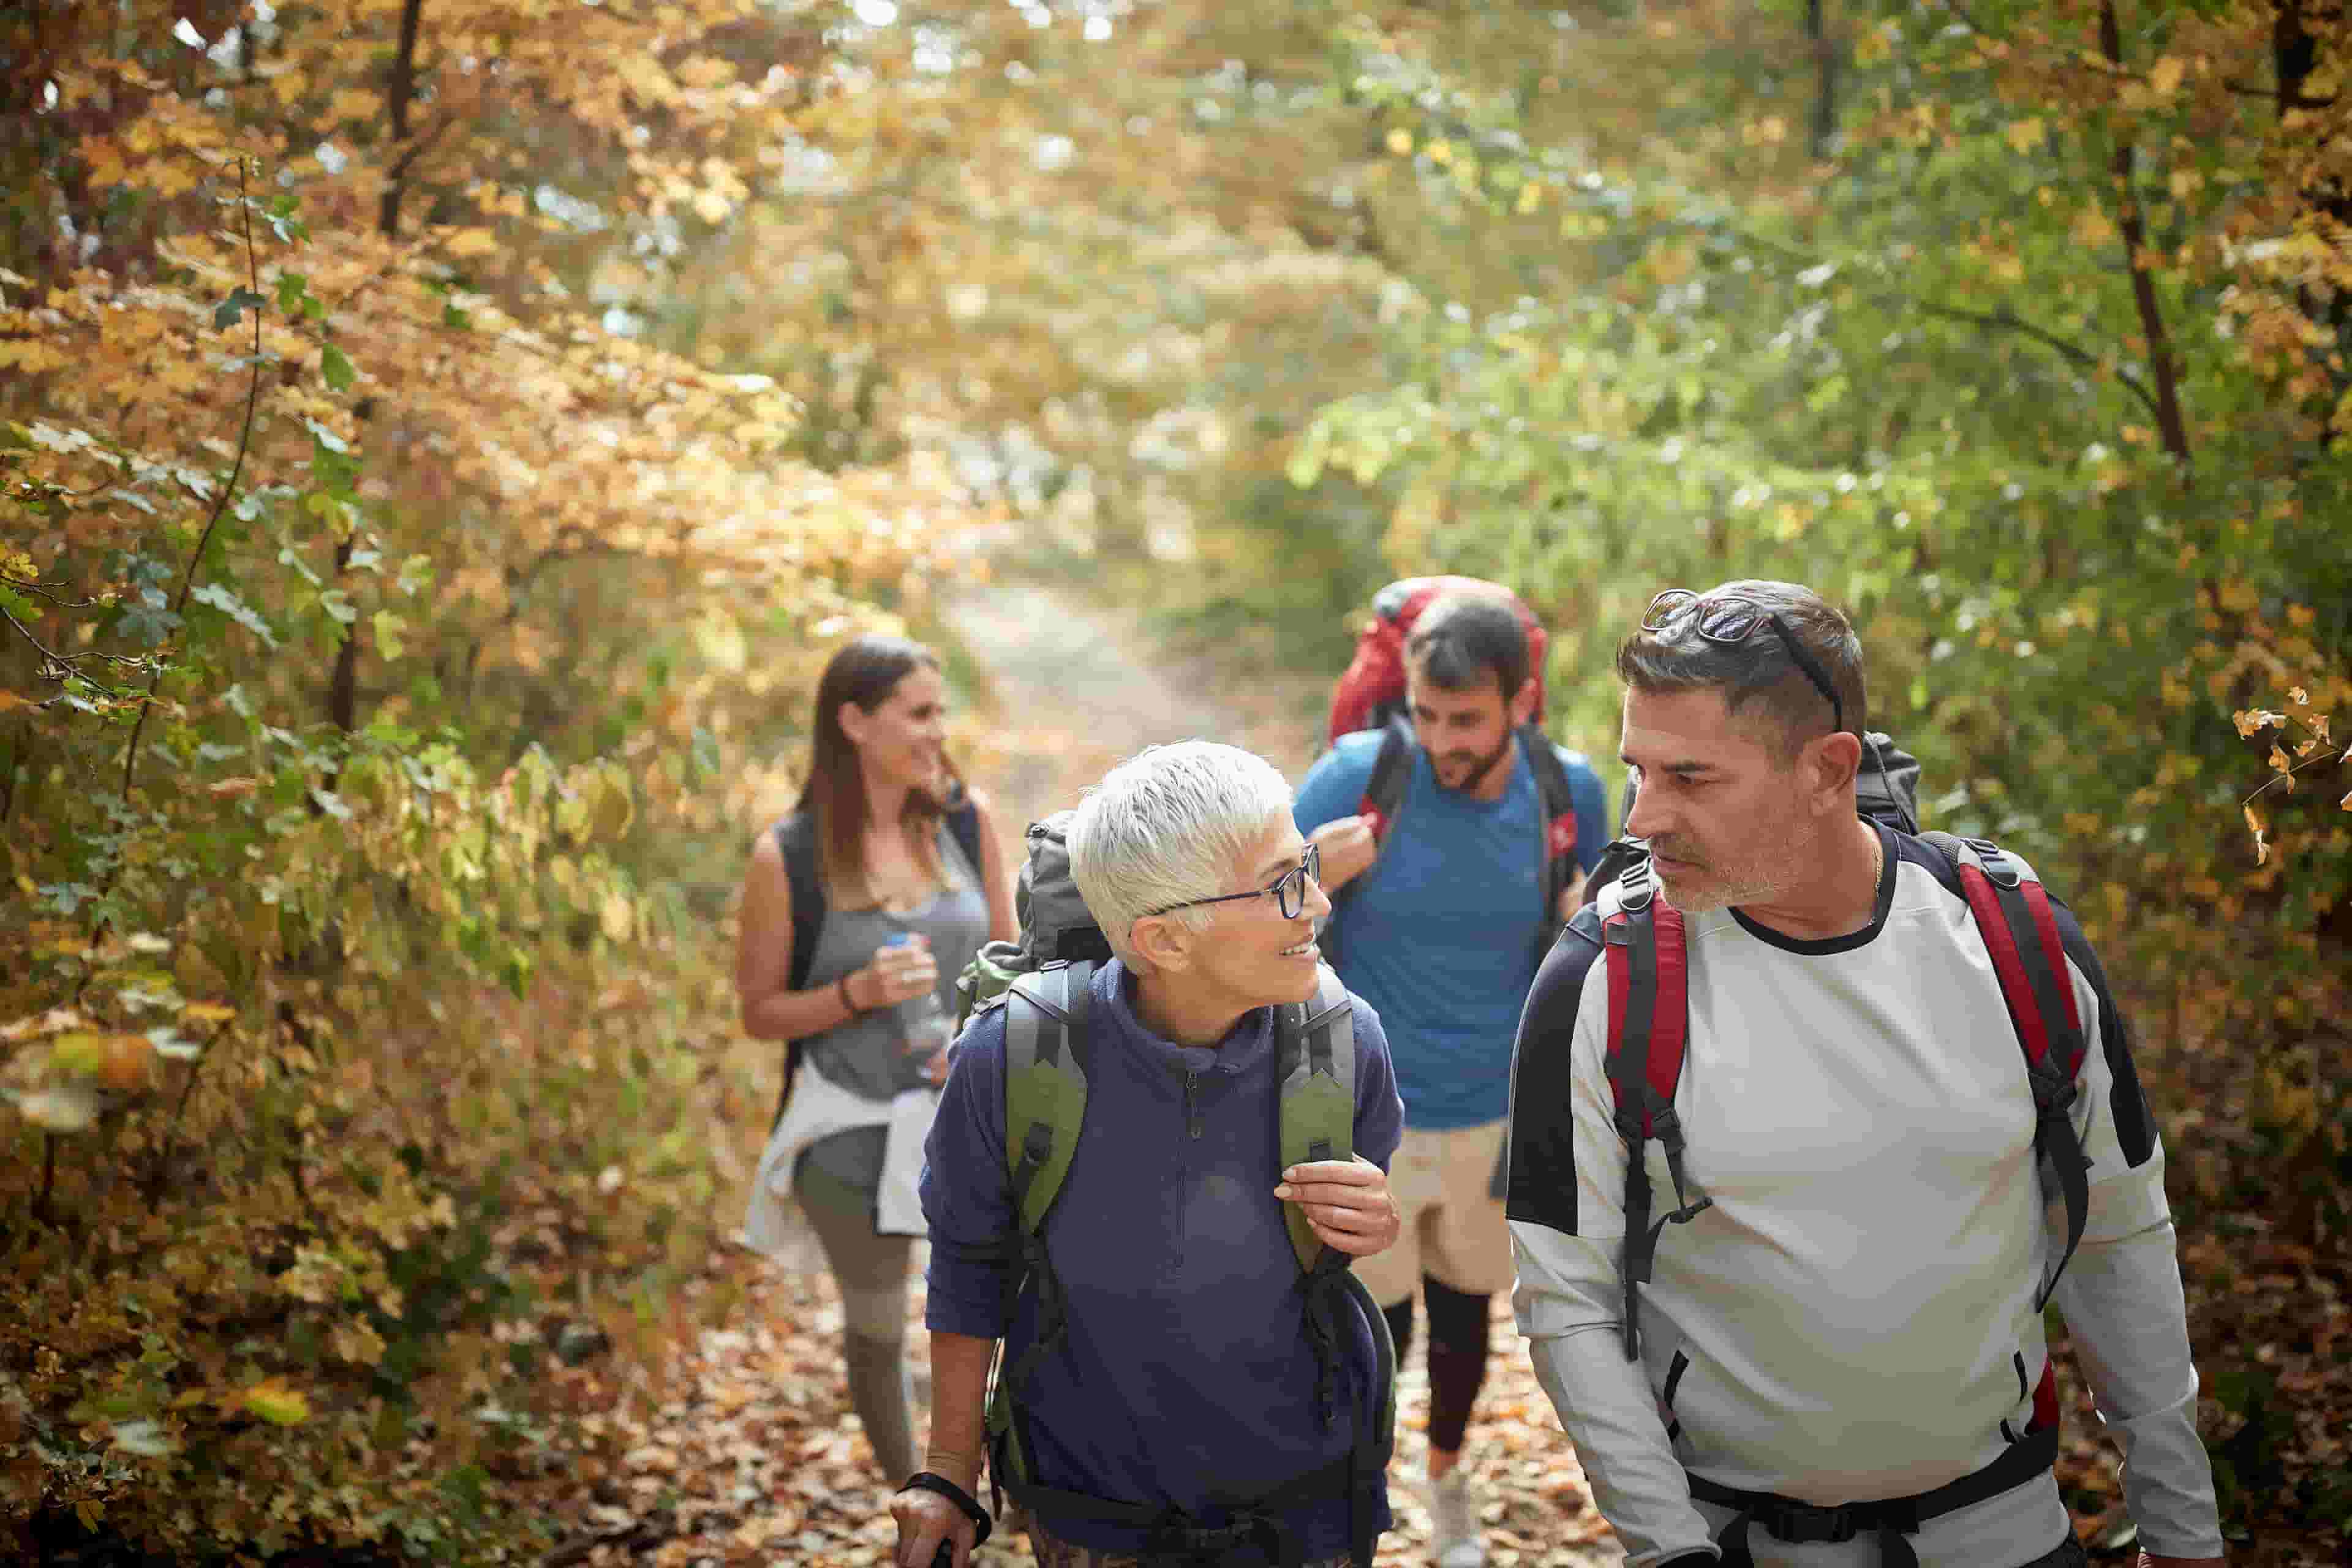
2098,0,2192,467
1806,0,1837,159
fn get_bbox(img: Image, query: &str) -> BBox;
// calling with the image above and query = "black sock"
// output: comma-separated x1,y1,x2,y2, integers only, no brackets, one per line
1422,1275,1490,1457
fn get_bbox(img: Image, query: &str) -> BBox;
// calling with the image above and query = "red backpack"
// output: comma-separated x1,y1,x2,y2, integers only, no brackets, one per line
1597,831,2092,1416
1325,576,1549,745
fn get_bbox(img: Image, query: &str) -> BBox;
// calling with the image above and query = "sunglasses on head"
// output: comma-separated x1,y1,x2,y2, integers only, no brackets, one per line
1642,589,1849,737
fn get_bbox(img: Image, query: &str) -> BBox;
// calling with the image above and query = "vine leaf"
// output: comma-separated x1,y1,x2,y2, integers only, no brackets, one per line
212,287,268,332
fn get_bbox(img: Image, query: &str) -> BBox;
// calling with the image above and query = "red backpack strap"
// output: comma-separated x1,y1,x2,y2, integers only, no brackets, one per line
1599,859,1708,1362
1924,832,2093,1310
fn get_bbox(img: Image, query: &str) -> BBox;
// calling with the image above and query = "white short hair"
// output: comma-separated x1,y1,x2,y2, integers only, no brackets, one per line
1066,741,1295,962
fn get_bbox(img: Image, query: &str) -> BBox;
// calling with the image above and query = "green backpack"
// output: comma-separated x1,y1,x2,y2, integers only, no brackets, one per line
953,813,1396,1566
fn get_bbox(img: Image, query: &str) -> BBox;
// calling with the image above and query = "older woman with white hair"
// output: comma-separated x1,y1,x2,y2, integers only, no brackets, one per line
892,741,1406,1568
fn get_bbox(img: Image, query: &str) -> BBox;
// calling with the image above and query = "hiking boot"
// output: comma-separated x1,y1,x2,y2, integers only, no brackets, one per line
1423,1467,1485,1568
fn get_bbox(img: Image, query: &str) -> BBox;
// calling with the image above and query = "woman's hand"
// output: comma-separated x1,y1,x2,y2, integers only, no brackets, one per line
1274,1156,1402,1256
856,935,938,1010
890,1486,975,1568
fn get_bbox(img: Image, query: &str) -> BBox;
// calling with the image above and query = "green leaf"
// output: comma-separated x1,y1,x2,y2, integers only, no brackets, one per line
321,344,355,391
189,582,280,649
372,609,408,661
274,272,309,314
213,287,268,332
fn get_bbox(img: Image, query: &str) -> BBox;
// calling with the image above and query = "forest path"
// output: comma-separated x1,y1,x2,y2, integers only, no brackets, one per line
545,576,1622,1568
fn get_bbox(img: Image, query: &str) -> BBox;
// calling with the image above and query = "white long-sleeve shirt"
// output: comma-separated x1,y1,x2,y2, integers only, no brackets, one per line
1506,825,2223,1567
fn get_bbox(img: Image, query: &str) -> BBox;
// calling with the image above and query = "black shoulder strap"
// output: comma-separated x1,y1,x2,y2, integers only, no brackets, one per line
1319,717,1416,967
1520,723,1577,815
767,812,826,1133
1361,714,1415,840
775,812,826,993
944,793,985,885
1520,724,1580,955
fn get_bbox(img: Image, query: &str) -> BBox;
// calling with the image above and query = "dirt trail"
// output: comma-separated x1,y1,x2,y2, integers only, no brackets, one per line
551,577,1619,1568
940,576,1323,827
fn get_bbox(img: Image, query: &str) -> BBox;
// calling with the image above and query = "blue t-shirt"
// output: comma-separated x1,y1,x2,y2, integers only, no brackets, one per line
1294,728,1609,1129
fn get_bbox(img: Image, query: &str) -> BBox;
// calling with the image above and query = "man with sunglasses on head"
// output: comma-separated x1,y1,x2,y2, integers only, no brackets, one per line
1294,592,1610,1568
1506,580,2223,1568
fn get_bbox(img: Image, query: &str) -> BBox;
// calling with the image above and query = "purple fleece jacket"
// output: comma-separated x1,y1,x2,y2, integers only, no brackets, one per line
921,959,1404,1561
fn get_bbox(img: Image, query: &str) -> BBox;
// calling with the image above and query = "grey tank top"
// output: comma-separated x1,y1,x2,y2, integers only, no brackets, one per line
797,823,992,1194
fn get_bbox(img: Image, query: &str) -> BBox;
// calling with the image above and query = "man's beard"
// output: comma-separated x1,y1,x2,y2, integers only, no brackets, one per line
1435,731,1517,794
1649,833,1801,913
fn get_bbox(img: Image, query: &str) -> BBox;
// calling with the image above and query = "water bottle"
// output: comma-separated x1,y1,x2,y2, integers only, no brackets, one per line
884,933,954,1065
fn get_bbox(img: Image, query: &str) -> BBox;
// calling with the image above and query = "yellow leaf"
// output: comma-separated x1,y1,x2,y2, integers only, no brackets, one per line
2003,118,2046,155
599,889,634,943
442,227,500,259
49,1033,109,1076
2290,685,2310,704
181,1001,237,1024
0,690,36,712
2269,745,2292,774
1385,128,1413,156
233,1379,310,1427
1,1006,86,1042
2149,56,2185,96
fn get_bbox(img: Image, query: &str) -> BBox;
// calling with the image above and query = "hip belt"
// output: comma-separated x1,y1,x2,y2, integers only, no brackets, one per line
1689,1424,2058,1568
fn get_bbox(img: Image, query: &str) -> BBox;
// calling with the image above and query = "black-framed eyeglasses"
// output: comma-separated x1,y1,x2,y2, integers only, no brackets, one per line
1643,589,1849,737
1142,843,1322,922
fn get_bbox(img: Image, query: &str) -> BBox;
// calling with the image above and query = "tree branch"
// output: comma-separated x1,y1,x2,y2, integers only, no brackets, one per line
119,157,266,802
2098,0,2192,467
2,603,72,676
1912,298,2164,424
380,0,427,239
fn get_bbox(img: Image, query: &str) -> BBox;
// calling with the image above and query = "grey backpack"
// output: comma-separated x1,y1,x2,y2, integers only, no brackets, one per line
952,812,1116,1029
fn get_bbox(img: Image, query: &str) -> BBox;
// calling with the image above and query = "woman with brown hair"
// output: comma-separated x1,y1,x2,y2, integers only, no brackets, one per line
738,634,1017,1483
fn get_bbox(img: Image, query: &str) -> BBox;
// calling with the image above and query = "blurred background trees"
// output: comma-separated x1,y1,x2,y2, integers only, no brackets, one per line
2,0,2345,1558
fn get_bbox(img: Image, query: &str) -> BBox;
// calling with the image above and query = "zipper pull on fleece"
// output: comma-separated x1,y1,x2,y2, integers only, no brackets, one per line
1183,1069,1202,1140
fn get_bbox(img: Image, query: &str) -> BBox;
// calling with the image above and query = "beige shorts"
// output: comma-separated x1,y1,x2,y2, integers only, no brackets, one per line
1352,1120,1515,1307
